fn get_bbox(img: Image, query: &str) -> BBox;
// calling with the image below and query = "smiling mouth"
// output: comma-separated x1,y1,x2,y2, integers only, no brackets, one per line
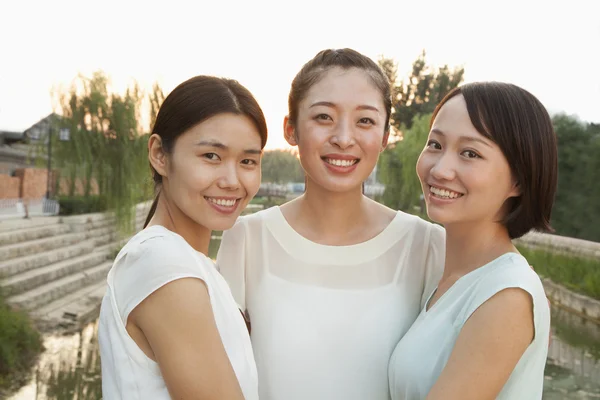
429,185,464,199
322,157,360,167
204,197,240,207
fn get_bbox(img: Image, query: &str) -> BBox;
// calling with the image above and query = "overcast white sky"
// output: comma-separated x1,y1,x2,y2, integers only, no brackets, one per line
1,0,598,149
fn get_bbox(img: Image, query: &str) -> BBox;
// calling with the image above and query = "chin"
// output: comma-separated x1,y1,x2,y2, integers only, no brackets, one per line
425,208,448,225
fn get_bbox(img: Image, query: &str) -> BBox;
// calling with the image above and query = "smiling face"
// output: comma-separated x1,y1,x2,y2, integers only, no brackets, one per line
151,112,262,231
416,94,520,228
285,67,388,193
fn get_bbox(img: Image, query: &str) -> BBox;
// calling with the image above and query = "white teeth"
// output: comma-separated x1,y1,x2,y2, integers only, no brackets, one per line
207,198,236,207
430,186,462,199
325,158,357,167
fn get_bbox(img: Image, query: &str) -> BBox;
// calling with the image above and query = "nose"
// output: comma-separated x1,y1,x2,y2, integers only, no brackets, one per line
217,163,241,190
430,153,457,181
329,118,355,149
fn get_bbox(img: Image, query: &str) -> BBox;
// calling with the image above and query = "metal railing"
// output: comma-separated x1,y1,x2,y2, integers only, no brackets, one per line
0,197,60,220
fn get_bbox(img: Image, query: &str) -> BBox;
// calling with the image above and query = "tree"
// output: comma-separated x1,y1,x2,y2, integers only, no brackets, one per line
551,114,600,241
376,52,464,211
378,114,430,212
50,71,158,232
379,51,464,135
261,149,304,183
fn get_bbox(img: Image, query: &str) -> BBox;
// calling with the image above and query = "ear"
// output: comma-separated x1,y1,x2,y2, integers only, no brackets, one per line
283,116,298,147
148,134,168,178
381,128,390,151
508,180,521,198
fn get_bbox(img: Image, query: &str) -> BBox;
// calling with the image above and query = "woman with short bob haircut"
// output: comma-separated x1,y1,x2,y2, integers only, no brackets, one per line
389,81,557,399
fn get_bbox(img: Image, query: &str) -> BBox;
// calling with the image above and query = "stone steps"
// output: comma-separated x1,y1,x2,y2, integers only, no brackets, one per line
0,240,94,279
0,222,70,247
0,216,61,233
0,202,151,332
0,231,85,262
0,250,108,296
32,279,108,332
7,260,113,311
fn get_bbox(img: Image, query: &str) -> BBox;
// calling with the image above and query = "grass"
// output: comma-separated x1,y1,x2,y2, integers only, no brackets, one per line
0,291,43,393
517,245,600,300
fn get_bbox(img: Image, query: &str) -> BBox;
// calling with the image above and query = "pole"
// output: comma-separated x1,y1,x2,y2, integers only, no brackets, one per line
46,123,52,199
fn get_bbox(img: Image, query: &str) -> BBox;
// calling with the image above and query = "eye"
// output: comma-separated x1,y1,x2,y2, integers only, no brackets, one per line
241,159,258,166
203,153,220,161
315,114,332,121
426,140,442,150
461,150,481,159
358,117,375,125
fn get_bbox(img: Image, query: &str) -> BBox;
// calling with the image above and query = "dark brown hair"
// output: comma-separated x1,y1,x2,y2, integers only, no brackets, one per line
431,82,558,239
287,48,392,133
144,76,268,228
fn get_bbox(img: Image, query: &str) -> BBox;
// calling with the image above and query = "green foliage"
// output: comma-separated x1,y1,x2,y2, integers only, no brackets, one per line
551,114,600,242
261,149,304,183
379,51,464,135
378,114,431,211
58,195,108,216
518,246,600,300
47,71,156,233
0,293,43,392
376,52,463,212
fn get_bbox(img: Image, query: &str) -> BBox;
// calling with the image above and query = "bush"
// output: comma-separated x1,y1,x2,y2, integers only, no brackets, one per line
58,196,108,216
0,294,43,392
518,246,600,300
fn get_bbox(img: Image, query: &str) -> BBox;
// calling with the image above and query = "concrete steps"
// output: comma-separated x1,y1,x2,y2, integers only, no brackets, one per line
32,279,107,332
0,240,94,279
7,261,112,311
0,222,70,247
0,203,150,333
0,250,108,296
0,231,85,262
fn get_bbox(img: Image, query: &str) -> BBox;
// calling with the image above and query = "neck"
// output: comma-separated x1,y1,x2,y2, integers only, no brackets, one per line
291,178,370,239
147,192,211,255
442,220,516,280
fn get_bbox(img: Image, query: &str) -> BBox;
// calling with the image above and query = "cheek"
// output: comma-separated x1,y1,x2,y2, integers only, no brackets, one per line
241,168,262,195
359,132,384,154
416,152,430,182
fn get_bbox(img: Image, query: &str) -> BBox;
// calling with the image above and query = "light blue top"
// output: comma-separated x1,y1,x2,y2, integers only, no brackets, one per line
388,252,550,400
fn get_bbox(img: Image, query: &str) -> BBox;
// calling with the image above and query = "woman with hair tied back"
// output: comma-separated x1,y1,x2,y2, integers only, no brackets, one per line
98,75,267,400
389,82,557,399
217,48,446,400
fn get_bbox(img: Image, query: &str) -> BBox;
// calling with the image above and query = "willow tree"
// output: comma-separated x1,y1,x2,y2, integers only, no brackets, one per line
49,71,160,232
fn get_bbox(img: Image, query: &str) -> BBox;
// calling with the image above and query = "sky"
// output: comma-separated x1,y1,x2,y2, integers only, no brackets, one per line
1,0,599,150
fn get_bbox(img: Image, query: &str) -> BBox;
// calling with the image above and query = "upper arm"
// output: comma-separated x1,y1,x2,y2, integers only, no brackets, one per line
426,288,534,400
129,277,245,400
216,219,247,310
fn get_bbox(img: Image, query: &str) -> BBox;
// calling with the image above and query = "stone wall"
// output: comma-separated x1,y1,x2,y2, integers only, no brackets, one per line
543,278,600,324
516,231,600,261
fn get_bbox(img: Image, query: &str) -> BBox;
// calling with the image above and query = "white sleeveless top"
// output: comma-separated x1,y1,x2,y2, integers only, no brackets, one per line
388,252,550,400
98,225,258,400
216,206,446,400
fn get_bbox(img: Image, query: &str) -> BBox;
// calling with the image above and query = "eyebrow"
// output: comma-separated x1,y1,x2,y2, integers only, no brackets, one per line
196,139,262,155
309,101,380,113
430,128,492,148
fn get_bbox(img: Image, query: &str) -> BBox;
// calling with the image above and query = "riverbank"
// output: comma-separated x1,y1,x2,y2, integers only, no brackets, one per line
516,245,600,324
0,293,43,396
